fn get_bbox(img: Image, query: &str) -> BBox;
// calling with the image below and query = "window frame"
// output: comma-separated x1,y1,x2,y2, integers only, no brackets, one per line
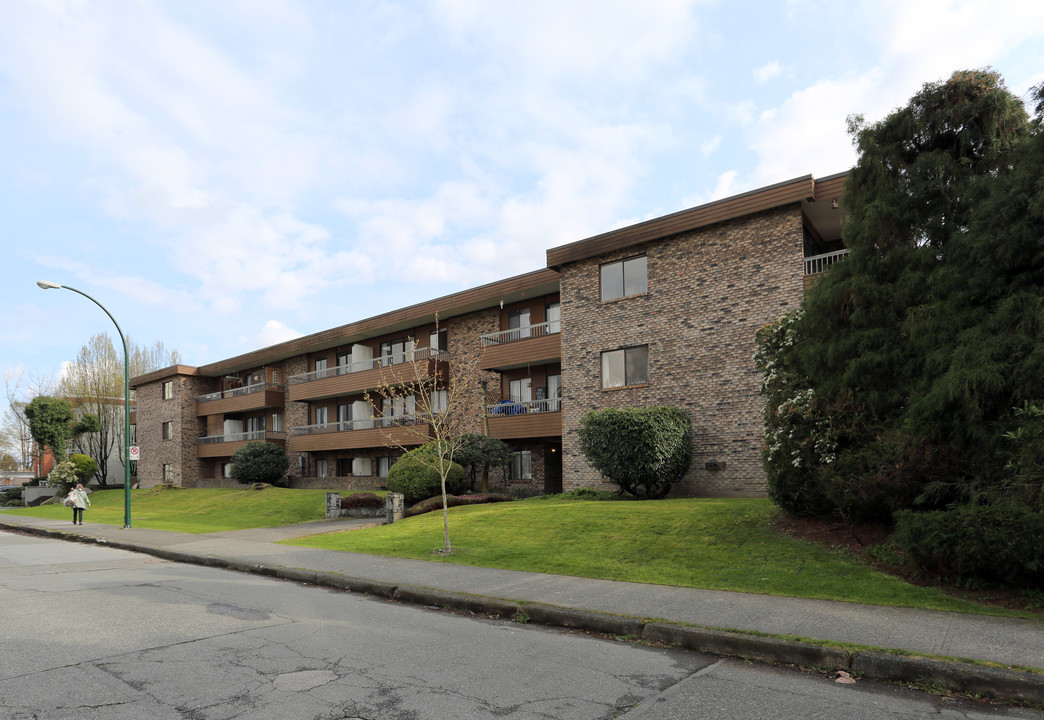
600,345,650,389
161,421,173,440
510,450,533,481
599,255,648,302
162,380,173,400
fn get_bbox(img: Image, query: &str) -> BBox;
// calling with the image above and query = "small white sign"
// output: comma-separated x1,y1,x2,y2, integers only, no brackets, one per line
129,445,140,460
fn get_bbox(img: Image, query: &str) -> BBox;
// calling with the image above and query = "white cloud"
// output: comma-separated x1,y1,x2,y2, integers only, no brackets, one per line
248,320,304,349
754,61,783,83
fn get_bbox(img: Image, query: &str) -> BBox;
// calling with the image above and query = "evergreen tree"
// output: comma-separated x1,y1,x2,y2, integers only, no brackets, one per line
761,70,1039,520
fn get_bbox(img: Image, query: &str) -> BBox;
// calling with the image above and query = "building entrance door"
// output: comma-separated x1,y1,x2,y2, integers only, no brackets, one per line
544,442,562,494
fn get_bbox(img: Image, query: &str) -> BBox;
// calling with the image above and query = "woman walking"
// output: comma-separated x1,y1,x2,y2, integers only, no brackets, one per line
68,483,91,525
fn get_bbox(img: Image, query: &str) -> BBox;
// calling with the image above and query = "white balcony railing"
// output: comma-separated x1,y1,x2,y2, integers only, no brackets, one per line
196,430,285,445
289,413,432,436
804,249,849,275
485,397,562,416
288,347,447,385
197,382,281,403
480,321,560,348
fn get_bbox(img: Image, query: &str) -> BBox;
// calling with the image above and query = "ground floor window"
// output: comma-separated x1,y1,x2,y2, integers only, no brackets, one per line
222,463,233,479
378,456,398,478
511,450,532,481
317,458,328,478
162,464,173,483
336,458,352,477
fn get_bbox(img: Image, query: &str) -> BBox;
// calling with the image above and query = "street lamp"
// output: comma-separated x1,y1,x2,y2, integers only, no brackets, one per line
37,281,132,528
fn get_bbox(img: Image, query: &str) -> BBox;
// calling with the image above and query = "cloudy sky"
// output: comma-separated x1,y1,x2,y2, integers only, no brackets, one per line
2,0,1043,404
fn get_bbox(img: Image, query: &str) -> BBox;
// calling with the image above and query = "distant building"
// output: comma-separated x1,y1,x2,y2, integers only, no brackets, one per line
131,173,847,496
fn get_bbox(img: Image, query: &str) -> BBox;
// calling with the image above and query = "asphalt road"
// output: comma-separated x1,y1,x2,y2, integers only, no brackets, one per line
1,530,1039,720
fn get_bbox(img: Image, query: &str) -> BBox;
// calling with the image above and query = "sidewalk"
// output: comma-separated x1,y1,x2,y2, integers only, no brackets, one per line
3,513,1043,704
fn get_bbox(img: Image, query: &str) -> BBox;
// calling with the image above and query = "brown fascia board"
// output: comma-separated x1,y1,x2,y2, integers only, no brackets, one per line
130,364,201,388
545,174,820,268
812,171,847,201
194,267,561,377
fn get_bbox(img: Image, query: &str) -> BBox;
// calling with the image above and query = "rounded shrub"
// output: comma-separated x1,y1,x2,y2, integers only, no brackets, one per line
386,444,467,504
69,454,99,483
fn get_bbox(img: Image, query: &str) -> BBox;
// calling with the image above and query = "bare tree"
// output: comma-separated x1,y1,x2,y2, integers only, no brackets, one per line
57,335,180,485
364,318,480,554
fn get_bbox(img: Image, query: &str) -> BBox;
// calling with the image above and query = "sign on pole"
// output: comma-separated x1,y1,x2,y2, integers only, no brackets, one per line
129,445,140,460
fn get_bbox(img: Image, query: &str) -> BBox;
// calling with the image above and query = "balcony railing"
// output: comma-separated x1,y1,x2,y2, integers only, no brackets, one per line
288,347,447,385
290,413,432,436
198,382,282,403
480,321,560,348
485,398,562,416
197,430,285,445
804,249,849,275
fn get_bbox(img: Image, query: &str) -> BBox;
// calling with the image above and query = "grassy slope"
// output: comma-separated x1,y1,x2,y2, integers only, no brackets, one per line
286,496,1038,617
2,487,330,533
5,490,1037,617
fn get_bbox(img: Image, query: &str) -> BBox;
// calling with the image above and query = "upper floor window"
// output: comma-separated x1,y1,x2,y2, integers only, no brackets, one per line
429,328,448,352
162,421,173,440
381,337,414,364
601,345,649,389
546,302,561,333
162,380,173,400
600,256,647,301
315,407,328,428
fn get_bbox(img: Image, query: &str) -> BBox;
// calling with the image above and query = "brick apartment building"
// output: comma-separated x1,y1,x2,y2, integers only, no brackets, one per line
131,172,847,497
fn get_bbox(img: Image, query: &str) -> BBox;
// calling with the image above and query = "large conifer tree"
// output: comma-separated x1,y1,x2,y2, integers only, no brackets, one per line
761,70,1041,520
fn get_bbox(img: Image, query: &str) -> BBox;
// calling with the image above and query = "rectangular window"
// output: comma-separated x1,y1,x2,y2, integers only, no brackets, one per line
317,458,328,478
546,374,561,412
545,302,561,333
271,413,283,432
162,464,172,483
162,421,173,440
509,378,532,403
337,403,351,430
380,337,414,365
429,328,448,353
508,308,531,339
430,389,448,413
601,346,649,389
314,358,328,378
600,256,648,301
378,456,397,478
511,451,532,481
315,407,328,428
245,416,264,435
162,380,173,400
336,458,352,477
336,351,351,369
222,463,233,479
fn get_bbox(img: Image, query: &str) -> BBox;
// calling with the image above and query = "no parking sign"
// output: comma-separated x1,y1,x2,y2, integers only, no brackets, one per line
129,446,140,460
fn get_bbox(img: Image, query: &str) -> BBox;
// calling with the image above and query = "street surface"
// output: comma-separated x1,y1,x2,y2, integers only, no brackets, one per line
0,530,1040,719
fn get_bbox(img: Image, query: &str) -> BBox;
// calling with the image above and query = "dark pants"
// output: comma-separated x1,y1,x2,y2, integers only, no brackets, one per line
73,507,84,524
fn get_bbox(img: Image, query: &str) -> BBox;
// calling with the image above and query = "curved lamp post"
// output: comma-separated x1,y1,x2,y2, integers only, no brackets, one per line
37,281,132,528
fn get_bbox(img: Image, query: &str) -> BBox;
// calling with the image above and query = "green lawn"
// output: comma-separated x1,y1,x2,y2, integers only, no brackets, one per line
286,496,1040,618
1,486,331,533
5,489,1037,617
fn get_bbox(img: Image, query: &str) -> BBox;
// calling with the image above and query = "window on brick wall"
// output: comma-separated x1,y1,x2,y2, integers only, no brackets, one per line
601,345,649,389
336,458,352,476
163,464,173,483
600,256,647,301
510,450,532,481
162,421,173,440
162,380,173,400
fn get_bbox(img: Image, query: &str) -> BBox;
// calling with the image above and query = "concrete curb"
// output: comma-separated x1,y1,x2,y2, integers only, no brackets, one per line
5,521,1042,705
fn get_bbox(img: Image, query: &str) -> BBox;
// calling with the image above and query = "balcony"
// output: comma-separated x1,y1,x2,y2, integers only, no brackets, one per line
804,249,849,275
288,348,449,402
479,321,561,371
195,430,286,458
288,415,434,452
196,383,285,417
485,398,563,439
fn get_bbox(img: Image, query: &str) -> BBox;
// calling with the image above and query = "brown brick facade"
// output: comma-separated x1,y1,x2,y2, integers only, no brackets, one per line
558,206,805,496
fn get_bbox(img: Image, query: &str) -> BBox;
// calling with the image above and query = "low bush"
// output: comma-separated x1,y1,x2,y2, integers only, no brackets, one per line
558,488,621,501
341,492,384,510
405,493,513,517
893,500,1044,586
386,444,467,504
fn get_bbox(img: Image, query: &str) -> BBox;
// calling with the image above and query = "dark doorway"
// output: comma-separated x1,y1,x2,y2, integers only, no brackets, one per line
544,442,562,494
